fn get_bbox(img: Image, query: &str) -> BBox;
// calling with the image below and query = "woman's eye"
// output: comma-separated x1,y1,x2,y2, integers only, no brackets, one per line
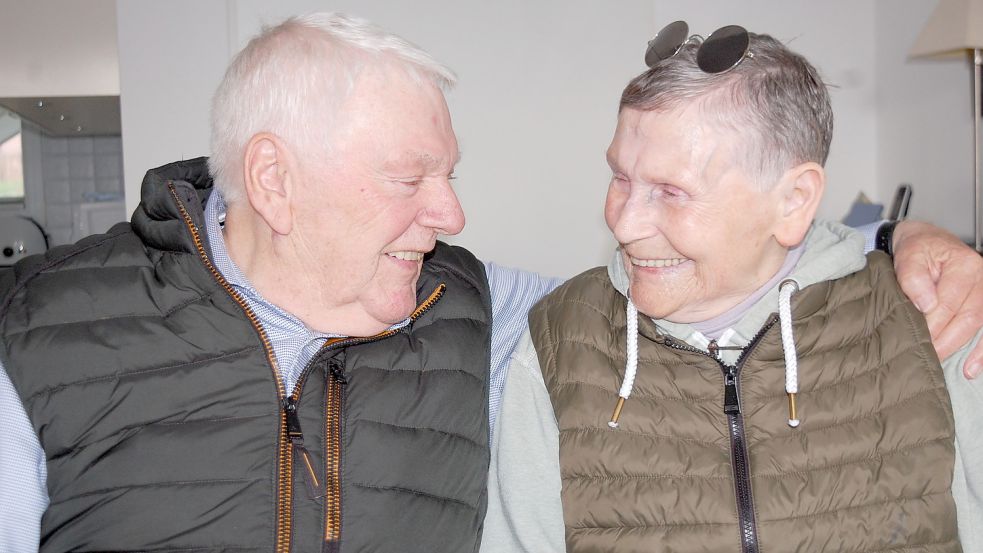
658,184,684,199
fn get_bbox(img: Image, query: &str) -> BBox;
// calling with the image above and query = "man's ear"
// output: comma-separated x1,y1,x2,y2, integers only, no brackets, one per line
773,161,825,248
242,133,293,235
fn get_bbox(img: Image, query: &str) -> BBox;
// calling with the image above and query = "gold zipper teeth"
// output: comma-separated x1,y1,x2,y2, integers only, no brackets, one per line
324,376,342,542
322,283,447,349
411,283,445,319
320,282,446,543
167,184,293,553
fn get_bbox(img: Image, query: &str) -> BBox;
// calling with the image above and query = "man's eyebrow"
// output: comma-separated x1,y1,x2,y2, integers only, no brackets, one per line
383,151,461,172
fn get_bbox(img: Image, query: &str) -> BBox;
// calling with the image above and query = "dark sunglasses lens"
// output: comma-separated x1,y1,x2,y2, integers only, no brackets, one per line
645,20,690,68
697,25,749,73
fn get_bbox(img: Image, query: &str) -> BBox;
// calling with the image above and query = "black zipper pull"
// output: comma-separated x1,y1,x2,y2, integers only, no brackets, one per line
723,367,741,415
284,396,303,440
283,397,325,500
328,359,347,383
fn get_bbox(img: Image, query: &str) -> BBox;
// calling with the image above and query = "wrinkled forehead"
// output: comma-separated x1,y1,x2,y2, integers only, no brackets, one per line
609,104,730,166
613,100,768,189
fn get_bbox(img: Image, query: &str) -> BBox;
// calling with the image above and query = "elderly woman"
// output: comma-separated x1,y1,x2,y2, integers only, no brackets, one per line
482,26,983,553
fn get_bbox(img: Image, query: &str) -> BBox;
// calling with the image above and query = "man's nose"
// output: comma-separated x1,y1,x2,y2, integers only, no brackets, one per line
612,185,657,244
421,179,466,235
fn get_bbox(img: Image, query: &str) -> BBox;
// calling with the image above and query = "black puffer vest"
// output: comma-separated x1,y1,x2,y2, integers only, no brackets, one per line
0,158,491,553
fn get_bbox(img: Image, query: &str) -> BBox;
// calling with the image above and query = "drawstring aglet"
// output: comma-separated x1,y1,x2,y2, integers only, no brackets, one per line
608,396,626,429
787,392,800,427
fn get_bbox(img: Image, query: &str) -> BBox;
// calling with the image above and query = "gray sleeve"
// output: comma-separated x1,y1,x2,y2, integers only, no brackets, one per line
480,330,565,553
0,359,47,552
941,329,983,553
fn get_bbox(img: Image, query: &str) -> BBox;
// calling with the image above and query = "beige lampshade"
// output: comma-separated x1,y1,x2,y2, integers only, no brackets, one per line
910,0,983,58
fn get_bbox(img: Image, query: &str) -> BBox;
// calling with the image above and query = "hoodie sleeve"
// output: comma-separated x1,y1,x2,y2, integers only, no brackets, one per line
479,329,566,553
941,328,983,552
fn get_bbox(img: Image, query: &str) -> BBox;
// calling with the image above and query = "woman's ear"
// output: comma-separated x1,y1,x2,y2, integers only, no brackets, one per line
772,161,825,248
242,132,294,235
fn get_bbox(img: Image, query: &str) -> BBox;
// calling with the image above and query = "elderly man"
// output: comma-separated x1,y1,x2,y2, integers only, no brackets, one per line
0,14,556,553
484,24,983,553
0,13,980,553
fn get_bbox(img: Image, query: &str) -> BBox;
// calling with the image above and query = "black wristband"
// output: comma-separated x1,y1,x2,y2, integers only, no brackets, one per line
875,220,899,257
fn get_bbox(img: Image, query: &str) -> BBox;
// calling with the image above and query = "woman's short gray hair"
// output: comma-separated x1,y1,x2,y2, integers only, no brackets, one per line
620,32,833,188
209,13,456,204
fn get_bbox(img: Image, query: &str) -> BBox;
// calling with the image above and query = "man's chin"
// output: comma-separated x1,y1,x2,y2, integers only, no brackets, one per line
370,287,419,326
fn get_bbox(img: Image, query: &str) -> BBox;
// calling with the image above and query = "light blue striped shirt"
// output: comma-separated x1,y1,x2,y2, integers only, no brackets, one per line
0,190,562,552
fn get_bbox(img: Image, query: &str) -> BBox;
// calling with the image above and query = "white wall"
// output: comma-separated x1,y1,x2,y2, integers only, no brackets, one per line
876,0,974,241
0,0,119,97
116,1,973,276
116,0,231,218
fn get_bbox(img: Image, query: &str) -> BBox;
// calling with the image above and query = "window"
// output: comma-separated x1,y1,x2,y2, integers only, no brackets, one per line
0,109,24,202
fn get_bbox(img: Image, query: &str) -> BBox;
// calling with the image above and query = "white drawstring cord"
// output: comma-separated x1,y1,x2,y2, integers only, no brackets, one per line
778,279,800,427
608,298,639,428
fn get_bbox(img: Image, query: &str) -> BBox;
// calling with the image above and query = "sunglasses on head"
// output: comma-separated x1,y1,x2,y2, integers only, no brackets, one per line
645,21,753,73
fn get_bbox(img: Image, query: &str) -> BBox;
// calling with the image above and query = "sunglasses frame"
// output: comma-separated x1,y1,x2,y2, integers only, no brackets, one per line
645,21,753,74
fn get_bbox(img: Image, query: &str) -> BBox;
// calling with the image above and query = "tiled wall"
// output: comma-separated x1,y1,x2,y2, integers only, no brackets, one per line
38,134,125,245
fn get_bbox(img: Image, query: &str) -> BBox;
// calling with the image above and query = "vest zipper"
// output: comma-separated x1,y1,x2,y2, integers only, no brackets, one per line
280,283,447,550
658,315,778,553
285,396,324,500
323,360,346,548
166,184,295,553
723,364,757,553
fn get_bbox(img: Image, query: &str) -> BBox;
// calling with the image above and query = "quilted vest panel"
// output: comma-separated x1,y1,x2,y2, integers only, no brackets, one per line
530,254,959,553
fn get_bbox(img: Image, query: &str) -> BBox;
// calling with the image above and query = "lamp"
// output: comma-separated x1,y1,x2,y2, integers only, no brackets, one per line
910,0,983,251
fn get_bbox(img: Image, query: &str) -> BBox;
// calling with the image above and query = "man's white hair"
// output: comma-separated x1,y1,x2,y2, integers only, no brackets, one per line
208,12,457,204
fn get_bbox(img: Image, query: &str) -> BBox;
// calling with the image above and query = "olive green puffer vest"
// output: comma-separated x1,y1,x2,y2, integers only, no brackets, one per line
0,158,491,553
529,253,959,553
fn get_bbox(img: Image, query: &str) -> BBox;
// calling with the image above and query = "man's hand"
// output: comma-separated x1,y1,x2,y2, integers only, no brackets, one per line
892,220,983,378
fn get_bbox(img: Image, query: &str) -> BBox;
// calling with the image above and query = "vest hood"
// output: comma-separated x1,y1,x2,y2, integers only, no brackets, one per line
130,157,214,255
